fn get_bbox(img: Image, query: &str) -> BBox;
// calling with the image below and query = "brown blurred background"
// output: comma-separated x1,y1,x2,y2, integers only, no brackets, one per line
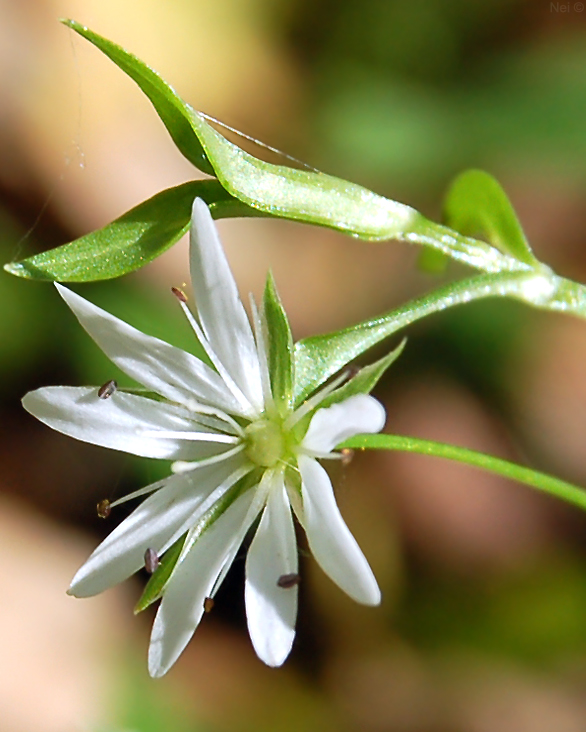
3,1,586,730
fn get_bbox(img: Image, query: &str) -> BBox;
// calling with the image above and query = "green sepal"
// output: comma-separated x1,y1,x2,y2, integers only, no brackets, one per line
134,533,186,614
63,19,215,176
263,272,294,415
339,433,586,514
5,180,251,282
444,169,539,267
318,338,406,410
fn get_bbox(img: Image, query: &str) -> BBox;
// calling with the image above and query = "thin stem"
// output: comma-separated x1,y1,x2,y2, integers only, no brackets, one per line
339,433,586,512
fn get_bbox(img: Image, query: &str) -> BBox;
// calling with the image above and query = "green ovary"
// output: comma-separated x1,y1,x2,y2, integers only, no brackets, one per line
244,418,289,468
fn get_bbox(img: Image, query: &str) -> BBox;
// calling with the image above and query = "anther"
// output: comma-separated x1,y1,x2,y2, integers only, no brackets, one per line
341,448,354,466
345,365,360,380
277,573,301,589
203,597,215,613
96,499,111,519
144,547,160,574
98,379,117,399
171,286,188,303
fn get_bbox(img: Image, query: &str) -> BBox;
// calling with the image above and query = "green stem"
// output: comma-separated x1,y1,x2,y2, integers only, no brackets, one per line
340,433,586,512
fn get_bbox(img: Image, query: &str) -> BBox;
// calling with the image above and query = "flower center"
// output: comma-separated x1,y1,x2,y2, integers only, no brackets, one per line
244,418,286,468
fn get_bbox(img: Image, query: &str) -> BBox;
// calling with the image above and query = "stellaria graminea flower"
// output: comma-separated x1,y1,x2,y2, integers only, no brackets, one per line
23,199,399,677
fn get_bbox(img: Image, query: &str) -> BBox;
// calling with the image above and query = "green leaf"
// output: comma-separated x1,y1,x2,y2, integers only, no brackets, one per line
63,19,215,176
134,533,186,614
318,338,406,410
63,22,520,273
339,433,586,513
294,270,539,404
5,180,252,282
61,22,527,276
263,272,294,415
188,116,527,273
444,169,539,267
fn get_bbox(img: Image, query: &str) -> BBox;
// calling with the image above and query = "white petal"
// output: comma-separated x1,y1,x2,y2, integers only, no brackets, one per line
248,295,274,409
23,386,234,461
298,455,381,605
302,394,386,455
245,472,298,667
69,456,246,597
148,485,264,677
190,199,263,410
55,284,245,416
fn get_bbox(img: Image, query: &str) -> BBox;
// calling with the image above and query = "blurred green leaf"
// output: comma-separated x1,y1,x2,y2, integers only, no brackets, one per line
444,169,538,266
399,557,586,665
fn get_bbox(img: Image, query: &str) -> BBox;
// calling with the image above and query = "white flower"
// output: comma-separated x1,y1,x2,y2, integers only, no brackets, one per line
23,199,386,677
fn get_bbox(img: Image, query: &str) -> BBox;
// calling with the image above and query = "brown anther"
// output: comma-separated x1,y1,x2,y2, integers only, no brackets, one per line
96,499,111,519
144,547,160,574
345,365,360,380
171,286,188,303
277,573,301,589
203,597,215,613
98,379,117,399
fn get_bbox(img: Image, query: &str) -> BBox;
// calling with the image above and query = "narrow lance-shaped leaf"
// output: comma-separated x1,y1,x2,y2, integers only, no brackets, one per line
294,270,541,404
5,180,254,282
62,21,523,275
15,19,586,320
339,433,586,514
189,115,526,273
263,272,294,415
444,169,539,267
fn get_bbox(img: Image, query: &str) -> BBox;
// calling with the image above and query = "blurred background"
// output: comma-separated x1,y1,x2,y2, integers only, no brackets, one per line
2,0,586,730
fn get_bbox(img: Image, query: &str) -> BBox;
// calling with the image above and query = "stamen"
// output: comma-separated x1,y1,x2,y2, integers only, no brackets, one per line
139,429,239,444
110,476,167,508
341,447,354,466
277,458,300,474
183,400,245,437
96,498,111,518
177,300,254,417
111,445,247,511
203,597,214,613
144,547,160,574
171,286,188,303
169,445,247,475
97,379,117,399
277,573,300,588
